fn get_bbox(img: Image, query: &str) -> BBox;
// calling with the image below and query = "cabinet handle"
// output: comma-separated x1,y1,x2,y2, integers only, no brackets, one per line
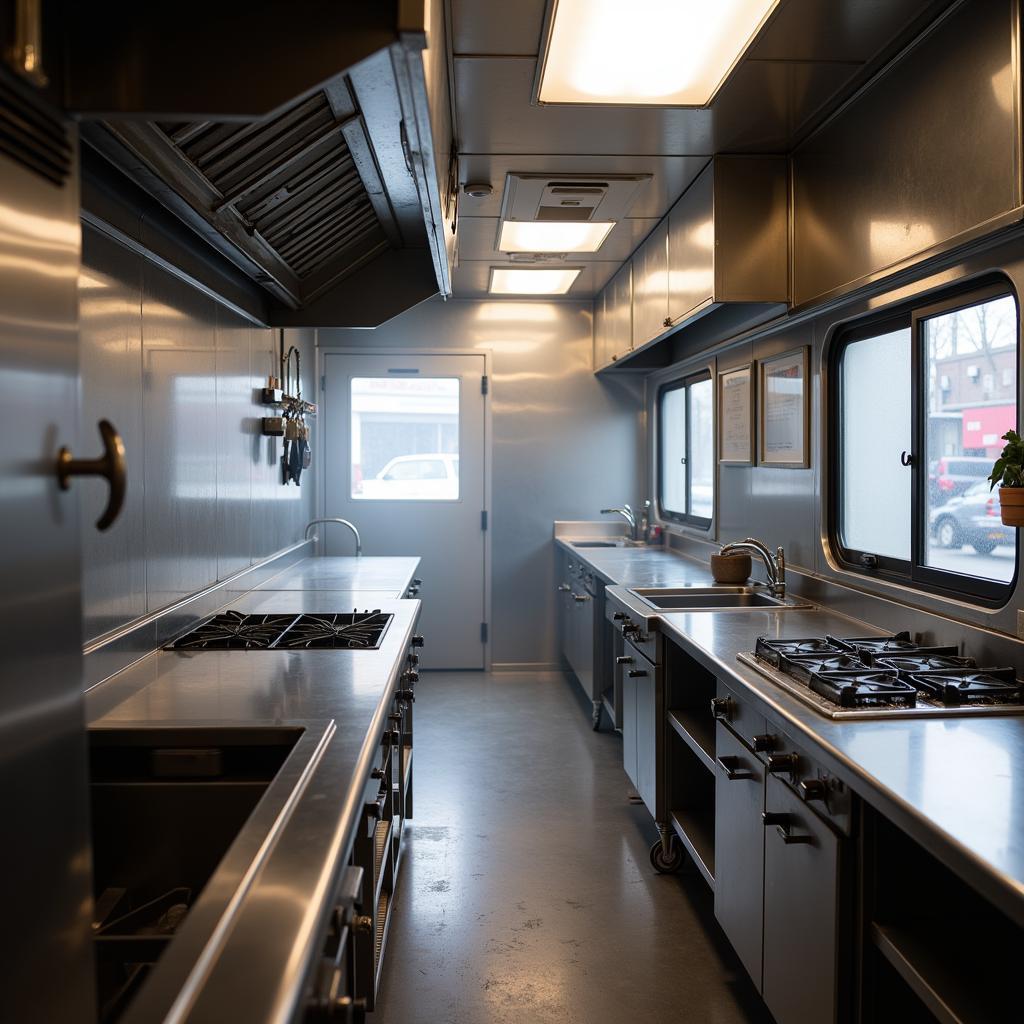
558,583,570,592
56,420,127,531
762,811,814,845
615,656,633,665
717,755,754,781
627,668,647,678
573,593,591,603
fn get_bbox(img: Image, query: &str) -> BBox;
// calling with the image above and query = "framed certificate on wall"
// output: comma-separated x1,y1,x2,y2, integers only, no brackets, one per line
759,348,809,468
718,364,753,465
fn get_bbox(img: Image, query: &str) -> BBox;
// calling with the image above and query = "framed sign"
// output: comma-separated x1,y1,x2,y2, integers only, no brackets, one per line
718,364,753,465
759,348,809,468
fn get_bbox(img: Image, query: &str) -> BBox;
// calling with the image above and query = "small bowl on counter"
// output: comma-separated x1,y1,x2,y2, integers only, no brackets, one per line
710,552,752,584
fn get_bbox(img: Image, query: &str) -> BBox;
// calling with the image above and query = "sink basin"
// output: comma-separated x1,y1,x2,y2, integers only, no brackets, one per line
572,539,647,548
629,586,806,611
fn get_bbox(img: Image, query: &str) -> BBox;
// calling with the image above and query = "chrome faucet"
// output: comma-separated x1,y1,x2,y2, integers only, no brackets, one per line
304,517,362,556
601,503,637,541
719,537,786,597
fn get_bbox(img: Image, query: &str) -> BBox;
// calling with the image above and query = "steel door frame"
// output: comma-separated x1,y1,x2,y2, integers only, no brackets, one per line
316,343,493,669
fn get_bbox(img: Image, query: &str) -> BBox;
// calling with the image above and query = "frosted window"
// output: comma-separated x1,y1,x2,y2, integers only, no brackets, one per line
923,295,1017,582
351,377,460,500
840,328,912,560
660,385,687,515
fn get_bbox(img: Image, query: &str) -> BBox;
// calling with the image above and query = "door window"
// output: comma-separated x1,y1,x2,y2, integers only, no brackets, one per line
351,377,460,500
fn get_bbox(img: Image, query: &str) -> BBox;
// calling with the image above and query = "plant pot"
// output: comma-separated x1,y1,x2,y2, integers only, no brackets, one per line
999,487,1024,527
710,552,752,584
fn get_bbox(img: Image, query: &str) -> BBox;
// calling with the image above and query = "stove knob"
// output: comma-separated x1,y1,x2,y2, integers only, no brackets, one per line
613,612,627,621
752,734,777,753
710,697,733,721
412,578,423,587
411,634,425,648
407,653,420,666
402,670,419,685
766,753,800,775
397,689,416,703
800,778,827,802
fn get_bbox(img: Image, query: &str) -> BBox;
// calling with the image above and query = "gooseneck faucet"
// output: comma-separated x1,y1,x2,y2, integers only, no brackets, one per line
601,503,637,541
304,517,362,556
719,537,786,597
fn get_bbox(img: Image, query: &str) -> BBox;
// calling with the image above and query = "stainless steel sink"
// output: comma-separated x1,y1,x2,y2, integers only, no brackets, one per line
572,539,647,548
629,586,809,611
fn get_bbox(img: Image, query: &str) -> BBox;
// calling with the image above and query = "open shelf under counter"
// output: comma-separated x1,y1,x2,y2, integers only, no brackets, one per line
871,920,1017,1024
667,707,715,774
670,806,715,889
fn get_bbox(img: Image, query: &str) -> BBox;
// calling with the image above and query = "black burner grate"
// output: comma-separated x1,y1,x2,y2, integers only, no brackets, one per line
166,610,392,650
809,670,918,709
907,668,1023,706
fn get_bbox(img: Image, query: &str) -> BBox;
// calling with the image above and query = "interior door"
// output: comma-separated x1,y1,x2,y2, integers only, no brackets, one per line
323,352,487,669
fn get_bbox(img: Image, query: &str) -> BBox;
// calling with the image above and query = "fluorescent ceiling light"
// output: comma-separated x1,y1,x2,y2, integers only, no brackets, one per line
498,220,615,253
538,0,781,107
489,267,582,295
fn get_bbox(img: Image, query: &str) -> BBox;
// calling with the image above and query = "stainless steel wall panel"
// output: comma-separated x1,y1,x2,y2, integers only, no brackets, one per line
320,298,644,666
80,226,146,640
141,260,219,611
792,0,1020,307
214,309,254,580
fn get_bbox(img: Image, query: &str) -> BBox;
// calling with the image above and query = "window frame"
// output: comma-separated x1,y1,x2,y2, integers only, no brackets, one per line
830,278,1019,606
657,370,714,530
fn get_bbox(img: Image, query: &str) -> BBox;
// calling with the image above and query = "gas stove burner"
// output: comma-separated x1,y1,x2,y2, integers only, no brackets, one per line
781,652,868,683
832,633,960,662
754,636,847,668
275,611,392,650
906,668,1023,706
809,670,918,709
167,612,298,650
874,654,977,675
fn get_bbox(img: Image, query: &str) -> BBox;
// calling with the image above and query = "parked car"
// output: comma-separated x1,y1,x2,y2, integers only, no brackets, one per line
357,453,460,500
929,480,1013,554
928,456,992,504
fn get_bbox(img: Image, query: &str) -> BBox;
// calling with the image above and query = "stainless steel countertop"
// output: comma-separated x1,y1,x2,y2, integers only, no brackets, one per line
85,558,421,1024
559,538,1024,924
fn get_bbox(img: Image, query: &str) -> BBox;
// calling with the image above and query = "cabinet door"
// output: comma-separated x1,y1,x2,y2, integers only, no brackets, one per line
607,262,633,361
631,220,669,348
668,163,715,325
713,722,765,988
593,287,610,369
763,775,842,1024
634,667,657,815
622,656,638,788
574,588,595,696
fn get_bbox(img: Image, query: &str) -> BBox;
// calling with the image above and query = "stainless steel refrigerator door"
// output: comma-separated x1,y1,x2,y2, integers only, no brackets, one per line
0,117,95,1018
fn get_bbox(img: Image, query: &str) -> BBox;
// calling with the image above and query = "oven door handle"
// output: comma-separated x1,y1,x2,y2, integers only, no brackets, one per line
717,755,754,781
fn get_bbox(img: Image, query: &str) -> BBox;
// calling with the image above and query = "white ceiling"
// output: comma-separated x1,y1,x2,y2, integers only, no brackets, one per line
447,0,947,299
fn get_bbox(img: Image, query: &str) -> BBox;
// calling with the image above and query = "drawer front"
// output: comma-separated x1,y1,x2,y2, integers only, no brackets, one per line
713,678,767,751
713,722,765,988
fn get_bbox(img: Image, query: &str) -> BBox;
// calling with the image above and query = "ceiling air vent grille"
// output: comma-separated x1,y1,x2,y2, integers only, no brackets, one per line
0,78,71,186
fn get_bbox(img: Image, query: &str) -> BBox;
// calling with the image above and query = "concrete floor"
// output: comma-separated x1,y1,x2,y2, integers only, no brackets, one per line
374,671,771,1024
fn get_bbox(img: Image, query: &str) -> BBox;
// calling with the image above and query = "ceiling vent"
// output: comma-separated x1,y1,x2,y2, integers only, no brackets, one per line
500,172,650,224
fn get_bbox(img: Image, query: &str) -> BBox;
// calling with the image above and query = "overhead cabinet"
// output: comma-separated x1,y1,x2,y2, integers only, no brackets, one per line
593,263,632,368
595,156,789,370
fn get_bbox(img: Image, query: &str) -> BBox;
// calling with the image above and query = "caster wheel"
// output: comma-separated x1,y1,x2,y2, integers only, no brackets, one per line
650,838,686,874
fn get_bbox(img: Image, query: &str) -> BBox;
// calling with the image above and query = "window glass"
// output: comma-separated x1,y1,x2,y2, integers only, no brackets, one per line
689,377,714,521
351,377,460,500
923,295,1016,582
840,327,912,560
659,373,714,526
660,385,687,515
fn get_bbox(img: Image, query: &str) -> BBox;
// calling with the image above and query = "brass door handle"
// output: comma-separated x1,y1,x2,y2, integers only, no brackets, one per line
57,420,126,531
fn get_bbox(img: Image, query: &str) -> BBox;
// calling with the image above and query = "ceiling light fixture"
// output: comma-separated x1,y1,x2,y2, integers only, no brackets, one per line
536,0,781,107
498,220,615,253
488,267,582,295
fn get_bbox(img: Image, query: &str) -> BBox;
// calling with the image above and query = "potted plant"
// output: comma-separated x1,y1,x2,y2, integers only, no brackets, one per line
987,430,1024,527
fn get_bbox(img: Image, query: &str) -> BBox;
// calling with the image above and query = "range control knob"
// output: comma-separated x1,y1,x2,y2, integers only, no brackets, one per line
407,653,420,666
766,753,800,775
402,670,419,685
800,778,827,802
412,578,423,587
397,689,415,703
752,734,777,753
411,634,425,648
710,697,733,721
612,611,627,621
